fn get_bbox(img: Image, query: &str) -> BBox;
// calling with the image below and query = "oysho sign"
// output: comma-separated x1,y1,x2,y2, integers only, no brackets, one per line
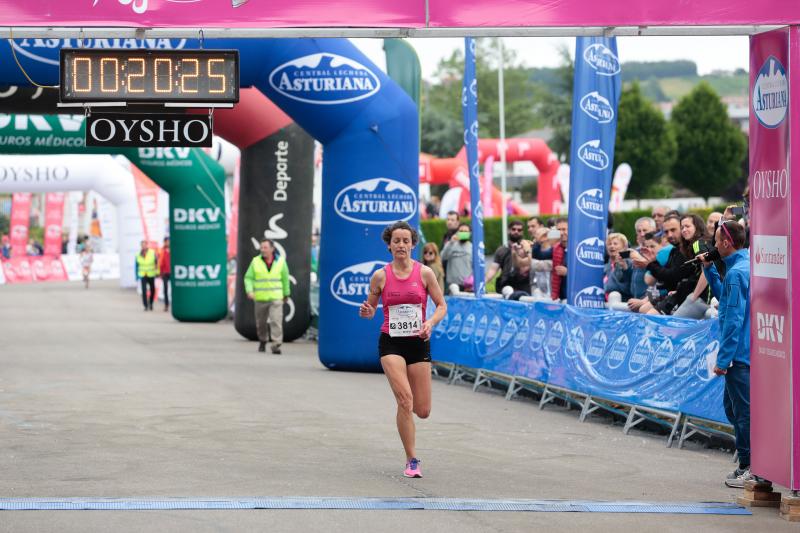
334,178,416,225
269,53,381,105
752,56,788,128
87,114,212,148
0,165,68,182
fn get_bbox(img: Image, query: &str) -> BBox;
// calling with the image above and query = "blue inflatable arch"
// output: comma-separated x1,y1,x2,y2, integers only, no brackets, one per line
0,38,419,371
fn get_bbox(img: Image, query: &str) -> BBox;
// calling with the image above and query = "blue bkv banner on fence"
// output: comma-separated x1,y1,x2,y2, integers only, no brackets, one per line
431,297,726,424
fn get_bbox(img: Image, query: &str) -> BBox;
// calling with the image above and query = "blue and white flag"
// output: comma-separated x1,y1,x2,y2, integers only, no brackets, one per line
462,37,485,297
567,37,621,307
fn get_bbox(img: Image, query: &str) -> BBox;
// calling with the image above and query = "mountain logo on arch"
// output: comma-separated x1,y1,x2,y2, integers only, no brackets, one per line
330,260,386,307
753,56,788,129
334,178,417,225
9,38,187,66
269,53,381,105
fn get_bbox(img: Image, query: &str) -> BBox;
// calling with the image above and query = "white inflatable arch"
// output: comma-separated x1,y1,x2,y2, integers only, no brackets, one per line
0,154,142,287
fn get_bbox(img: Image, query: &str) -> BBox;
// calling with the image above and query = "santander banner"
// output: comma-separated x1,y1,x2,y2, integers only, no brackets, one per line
9,192,32,258
749,27,798,490
0,1,798,27
43,192,65,257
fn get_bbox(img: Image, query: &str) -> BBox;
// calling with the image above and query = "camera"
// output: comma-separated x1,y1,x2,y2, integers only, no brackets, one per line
619,250,631,259
731,206,746,217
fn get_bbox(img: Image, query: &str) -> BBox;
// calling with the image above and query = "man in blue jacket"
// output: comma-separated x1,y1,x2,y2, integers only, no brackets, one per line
701,219,751,488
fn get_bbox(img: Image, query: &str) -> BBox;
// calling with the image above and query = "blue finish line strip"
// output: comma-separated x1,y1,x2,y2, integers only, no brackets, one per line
0,498,750,514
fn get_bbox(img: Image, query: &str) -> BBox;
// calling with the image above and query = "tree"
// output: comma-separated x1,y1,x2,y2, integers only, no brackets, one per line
421,38,542,157
535,45,573,161
614,81,676,200
670,82,747,202
421,107,463,157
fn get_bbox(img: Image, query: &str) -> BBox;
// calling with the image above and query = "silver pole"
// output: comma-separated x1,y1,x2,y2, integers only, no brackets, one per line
498,39,508,247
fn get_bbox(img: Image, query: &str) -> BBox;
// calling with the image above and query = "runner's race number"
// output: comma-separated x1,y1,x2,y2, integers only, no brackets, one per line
388,303,423,337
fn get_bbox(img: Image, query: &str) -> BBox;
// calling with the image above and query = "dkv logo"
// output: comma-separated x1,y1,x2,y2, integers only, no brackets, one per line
334,178,417,225
579,91,614,123
138,147,191,160
583,43,621,76
576,188,605,220
10,38,187,66
757,312,785,343
174,264,221,280
330,261,386,307
577,140,609,171
576,237,605,268
269,53,381,105
173,207,222,224
574,286,606,309
753,56,788,128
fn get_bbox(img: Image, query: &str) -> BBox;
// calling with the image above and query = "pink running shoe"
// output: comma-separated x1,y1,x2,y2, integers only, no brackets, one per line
404,457,422,478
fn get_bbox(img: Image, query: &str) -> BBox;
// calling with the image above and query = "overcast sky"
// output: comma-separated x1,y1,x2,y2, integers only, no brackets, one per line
352,36,750,80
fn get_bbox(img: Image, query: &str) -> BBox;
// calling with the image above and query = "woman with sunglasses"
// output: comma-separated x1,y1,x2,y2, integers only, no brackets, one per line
358,221,447,479
421,242,445,292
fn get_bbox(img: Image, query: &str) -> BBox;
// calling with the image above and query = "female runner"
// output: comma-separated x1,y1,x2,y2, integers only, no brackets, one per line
359,221,447,478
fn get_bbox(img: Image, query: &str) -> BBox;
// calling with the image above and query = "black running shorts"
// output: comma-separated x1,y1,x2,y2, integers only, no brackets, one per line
378,333,431,365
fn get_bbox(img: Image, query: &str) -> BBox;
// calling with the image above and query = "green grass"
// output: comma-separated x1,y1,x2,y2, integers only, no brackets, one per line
658,74,748,102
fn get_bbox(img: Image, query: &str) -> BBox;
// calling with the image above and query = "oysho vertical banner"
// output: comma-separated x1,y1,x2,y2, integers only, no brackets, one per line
749,27,795,489
9,192,32,258
567,37,621,307
462,37,485,297
43,192,65,257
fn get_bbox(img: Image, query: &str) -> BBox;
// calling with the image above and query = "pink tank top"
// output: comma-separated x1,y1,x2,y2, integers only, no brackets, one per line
381,261,427,335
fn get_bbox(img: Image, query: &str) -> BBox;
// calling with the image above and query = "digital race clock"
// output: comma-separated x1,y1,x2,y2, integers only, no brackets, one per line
59,49,239,105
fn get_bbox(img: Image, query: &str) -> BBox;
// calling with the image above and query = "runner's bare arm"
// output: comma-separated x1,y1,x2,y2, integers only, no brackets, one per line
358,268,385,319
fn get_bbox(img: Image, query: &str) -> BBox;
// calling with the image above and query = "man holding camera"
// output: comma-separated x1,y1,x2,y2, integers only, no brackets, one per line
700,218,752,488
485,220,531,296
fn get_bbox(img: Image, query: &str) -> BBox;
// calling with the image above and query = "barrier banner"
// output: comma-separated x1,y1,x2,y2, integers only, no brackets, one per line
61,253,120,281
749,27,797,489
9,192,32,258
432,297,726,423
462,37,485,296
30,256,68,282
1,257,33,283
566,37,621,307
43,192,65,257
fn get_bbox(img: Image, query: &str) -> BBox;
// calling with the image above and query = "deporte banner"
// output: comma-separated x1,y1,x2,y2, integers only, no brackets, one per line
432,297,726,424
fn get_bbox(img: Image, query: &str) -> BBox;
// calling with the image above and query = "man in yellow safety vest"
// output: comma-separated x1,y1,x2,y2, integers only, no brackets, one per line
244,238,291,353
136,240,159,311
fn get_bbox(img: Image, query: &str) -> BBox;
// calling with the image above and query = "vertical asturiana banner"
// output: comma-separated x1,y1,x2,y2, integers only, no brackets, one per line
9,192,32,258
749,27,795,489
566,37,621,307
43,192,65,257
462,37,485,297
